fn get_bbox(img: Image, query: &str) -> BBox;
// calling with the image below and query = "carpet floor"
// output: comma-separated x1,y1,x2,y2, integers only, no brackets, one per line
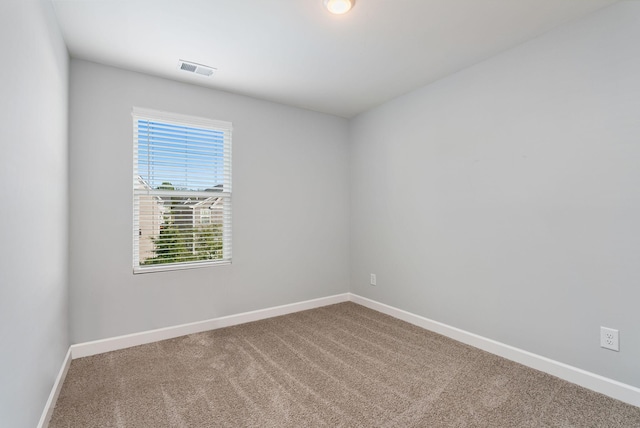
50,302,640,427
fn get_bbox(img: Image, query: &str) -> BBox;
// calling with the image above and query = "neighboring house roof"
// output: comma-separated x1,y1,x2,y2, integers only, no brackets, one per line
135,175,153,191
136,175,166,211
160,185,224,209
192,196,222,208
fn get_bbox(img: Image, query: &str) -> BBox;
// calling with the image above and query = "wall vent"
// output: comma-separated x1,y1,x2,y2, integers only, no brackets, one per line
178,60,216,77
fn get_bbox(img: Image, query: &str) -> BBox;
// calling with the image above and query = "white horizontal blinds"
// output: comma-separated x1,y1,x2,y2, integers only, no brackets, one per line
133,107,232,272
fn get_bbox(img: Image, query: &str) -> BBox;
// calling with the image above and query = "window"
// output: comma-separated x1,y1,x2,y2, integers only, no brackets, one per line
200,208,211,224
133,107,232,273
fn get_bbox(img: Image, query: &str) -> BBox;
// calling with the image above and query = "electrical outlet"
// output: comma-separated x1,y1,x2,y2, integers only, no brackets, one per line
370,273,376,286
600,327,619,352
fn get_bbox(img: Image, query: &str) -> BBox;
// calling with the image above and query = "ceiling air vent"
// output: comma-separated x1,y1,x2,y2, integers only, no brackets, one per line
178,60,216,77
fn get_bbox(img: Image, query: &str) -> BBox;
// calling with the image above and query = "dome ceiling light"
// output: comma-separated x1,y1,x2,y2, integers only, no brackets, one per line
323,0,354,15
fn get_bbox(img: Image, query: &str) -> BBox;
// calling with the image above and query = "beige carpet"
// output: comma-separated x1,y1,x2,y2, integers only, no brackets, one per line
50,302,640,427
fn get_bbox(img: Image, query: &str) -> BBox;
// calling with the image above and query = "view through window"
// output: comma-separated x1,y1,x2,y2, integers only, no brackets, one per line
133,108,232,273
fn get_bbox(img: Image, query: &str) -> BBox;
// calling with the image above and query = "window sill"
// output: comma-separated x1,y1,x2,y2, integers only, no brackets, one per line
133,259,231,274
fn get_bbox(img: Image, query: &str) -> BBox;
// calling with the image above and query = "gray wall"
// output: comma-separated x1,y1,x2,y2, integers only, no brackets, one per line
0,0,69,427
349,2,640,388
69,60,350,343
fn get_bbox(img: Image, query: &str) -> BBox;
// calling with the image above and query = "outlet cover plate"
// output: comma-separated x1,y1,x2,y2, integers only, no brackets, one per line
600,327,619,351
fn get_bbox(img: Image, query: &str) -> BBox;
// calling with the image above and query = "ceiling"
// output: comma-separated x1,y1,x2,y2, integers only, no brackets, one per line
51,0,618,118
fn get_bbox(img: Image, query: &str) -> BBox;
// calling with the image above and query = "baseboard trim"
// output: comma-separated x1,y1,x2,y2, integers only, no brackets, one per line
70,293,350,359
36,348,72,428
349,293,640,407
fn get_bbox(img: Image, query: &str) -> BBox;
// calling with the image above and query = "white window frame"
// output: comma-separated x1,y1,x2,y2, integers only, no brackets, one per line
132,107,232,274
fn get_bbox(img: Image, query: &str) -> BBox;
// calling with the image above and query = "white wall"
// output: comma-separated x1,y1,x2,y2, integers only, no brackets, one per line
349,2,640,388
69,60,350,343
0,1,69,427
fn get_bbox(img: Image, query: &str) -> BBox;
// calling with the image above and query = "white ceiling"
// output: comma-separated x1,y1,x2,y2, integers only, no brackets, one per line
52,0,618,118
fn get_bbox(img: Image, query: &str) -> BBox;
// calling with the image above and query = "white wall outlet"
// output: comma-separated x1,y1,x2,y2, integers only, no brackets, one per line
370,273,376,286
600,327,619,352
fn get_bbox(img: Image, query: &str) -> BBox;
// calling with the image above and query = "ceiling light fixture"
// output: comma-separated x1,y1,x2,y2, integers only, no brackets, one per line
323,0,354,15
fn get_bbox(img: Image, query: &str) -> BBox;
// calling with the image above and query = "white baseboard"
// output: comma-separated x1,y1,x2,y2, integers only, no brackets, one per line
349,293,640,408
37,348,72,428
70,293,350,359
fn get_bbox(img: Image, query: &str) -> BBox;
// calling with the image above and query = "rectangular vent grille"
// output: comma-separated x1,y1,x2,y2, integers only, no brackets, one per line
180,62,197,72
178,60,216,77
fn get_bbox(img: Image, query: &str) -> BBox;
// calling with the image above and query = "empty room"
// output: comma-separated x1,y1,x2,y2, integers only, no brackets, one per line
1,0,640,426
